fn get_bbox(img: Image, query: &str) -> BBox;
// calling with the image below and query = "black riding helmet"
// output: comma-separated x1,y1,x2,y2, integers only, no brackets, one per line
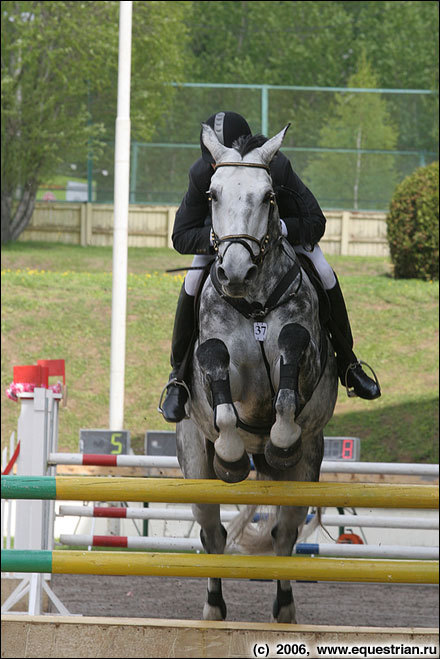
200,111,252,163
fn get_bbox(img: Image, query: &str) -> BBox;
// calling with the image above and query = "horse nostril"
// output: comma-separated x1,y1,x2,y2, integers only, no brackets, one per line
245,265,258,284
217,266,229,285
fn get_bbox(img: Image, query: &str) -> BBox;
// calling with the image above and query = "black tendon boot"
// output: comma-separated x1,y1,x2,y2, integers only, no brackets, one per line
159,286,195,422
326,277,381,400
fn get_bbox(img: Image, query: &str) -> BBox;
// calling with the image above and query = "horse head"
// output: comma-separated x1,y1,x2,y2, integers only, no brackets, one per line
201,123,290,298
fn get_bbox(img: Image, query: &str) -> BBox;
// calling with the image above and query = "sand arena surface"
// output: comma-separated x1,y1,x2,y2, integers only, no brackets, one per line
50,574,439,627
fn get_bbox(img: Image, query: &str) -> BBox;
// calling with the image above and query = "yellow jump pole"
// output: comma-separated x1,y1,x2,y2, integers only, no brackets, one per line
53,477,438,509
52,551,439,584
3,476,438,509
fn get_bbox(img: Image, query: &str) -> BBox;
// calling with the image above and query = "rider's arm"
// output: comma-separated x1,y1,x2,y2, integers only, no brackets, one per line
172,159,215,255
273,153,326,248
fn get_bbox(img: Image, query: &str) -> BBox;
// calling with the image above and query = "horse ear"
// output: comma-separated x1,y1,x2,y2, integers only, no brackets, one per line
256,124,291,165
201,123,229,163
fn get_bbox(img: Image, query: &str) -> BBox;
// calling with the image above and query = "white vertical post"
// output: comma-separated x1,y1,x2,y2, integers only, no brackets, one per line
15,390,49,551
3,385,68,615
109,1,132,430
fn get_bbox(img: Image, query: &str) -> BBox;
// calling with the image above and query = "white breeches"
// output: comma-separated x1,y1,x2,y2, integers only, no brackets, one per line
184,255,214,296
183,245,336,296
294,244,336,290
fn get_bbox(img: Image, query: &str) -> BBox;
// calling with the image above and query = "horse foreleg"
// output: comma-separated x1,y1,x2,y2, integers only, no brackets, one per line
193,503,228,620
196,338,250,483
271,505,308,623
177,421,228,620
266,323,310,470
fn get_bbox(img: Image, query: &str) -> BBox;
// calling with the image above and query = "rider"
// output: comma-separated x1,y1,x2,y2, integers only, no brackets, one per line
159,111,381,423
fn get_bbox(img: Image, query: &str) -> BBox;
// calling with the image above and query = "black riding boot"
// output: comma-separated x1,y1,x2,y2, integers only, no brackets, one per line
326,277,381,400
159,286,195,422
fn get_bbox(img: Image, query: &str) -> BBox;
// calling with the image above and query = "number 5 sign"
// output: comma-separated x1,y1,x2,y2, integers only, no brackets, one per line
79,429,130,455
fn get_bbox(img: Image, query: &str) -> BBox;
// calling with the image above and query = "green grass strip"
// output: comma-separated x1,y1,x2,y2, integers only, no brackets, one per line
1,475,57,500
1,550,53,573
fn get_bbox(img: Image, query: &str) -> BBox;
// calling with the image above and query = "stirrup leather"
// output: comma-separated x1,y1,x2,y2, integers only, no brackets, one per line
157,377,191,418
344,360,381,398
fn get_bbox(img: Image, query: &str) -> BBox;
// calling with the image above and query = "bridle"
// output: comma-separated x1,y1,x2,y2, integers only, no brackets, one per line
208,159,303,325
208,162,276,266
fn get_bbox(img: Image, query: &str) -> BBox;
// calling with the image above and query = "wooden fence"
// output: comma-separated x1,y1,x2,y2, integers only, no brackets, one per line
20,202,390,257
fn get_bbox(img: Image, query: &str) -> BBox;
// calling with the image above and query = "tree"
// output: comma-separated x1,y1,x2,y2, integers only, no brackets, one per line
344,1,439,152
387,162,439,280
183,2,438,152
187,1,354,87
302,55,398,210
1,1,191,243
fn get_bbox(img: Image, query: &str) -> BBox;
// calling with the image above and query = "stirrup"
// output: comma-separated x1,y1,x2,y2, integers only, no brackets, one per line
344,360,381,399
157,377,191,418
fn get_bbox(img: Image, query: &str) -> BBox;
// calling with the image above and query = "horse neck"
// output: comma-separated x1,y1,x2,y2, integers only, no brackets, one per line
247,231,296,303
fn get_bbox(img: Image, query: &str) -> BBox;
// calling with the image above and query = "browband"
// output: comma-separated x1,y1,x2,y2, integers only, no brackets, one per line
214,162,271,173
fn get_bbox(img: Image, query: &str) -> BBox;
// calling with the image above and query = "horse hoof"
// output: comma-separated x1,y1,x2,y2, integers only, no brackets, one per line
214,452,251,483
272,584,297,623
203,602,227,620
204,590,227,620
264,438,302,470
272,602,297,624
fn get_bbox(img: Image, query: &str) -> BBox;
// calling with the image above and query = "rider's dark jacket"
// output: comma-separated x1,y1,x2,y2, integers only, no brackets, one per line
172,151,327,256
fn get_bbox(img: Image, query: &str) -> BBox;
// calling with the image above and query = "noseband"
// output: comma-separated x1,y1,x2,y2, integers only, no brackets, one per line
209,162,276,266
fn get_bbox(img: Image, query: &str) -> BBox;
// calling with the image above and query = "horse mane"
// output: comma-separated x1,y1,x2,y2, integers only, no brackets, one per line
232,134,268,158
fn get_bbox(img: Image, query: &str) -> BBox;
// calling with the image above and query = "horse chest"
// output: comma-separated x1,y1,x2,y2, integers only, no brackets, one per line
228,329,278,413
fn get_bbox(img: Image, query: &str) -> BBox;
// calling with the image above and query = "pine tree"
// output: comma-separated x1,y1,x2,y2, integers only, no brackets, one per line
303,54,398,210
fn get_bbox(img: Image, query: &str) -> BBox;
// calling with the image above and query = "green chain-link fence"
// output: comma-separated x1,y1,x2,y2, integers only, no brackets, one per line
40,83,438,211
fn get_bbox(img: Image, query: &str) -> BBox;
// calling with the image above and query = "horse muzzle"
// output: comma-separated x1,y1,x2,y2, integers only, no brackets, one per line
216,260,258,298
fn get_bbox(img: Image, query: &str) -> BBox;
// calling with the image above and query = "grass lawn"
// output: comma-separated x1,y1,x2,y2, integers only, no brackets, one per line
1,241,438,464
36,175,94,201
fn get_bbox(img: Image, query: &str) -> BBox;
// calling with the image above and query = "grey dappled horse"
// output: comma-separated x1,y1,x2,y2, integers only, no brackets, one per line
176,124,338,623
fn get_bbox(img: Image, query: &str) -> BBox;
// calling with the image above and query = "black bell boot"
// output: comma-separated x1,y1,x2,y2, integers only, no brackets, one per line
158,286,196,422
326,277,381,400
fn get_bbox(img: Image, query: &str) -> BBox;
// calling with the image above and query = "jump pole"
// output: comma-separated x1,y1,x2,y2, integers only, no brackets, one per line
47,452,440,476
2,550,438,584
57,533,439,560
58,504,440,529
2,476,438,509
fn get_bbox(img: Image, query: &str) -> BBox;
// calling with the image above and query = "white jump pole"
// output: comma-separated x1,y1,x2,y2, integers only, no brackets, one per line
109,1,132,431
57,534,439,561
57,505,440,531
47,453,440,477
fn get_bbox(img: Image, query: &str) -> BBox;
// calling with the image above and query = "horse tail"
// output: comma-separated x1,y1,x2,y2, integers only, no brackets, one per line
225,476,328,553
225,472,277,555
297,507,323,543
